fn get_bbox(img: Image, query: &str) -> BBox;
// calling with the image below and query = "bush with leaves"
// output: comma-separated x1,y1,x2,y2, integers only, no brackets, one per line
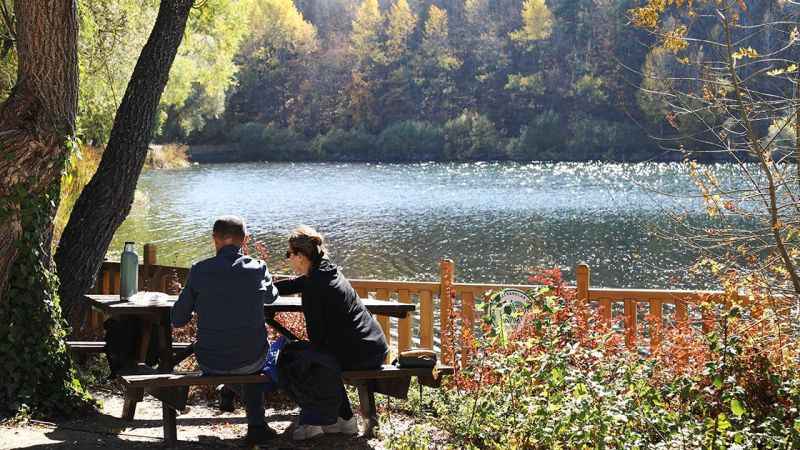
442,111,504,161
401,269,800,449
310,127,375,161
375,121,445,161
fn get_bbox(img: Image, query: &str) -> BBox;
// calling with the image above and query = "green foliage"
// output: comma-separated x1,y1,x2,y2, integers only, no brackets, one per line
442,111,503,161
72,0,250,144
232,122,309,161
566,116,642,161
0,183,96,419
507,110,565,160
261,125,309,160
375,121,444,161
394,284,800,449
310,127,375,161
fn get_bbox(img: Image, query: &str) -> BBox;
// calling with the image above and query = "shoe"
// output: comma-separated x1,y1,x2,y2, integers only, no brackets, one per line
322,416,358,435
217,385,235,413
292,424,324,441
245,424,278,445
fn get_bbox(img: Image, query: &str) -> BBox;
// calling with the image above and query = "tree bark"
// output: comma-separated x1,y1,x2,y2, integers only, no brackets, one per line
56,0,194,324
0,0,96,418
0,0,78,304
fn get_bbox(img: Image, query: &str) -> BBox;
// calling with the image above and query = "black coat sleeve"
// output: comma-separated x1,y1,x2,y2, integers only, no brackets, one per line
275,276,306,295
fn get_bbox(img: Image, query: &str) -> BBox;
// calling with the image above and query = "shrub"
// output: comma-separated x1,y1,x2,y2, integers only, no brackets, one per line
507,109,565,161
442,111,504,161
231,122,310,161
232,122,268,160
392,269,800,448
375,121,444,161
566,116,642,160
309,127,375,161
261,125,309,161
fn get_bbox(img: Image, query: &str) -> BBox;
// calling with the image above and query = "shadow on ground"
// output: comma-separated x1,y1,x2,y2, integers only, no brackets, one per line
4,391,383,450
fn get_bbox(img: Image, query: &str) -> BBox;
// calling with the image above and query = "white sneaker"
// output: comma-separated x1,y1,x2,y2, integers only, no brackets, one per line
322,416,359,435
292,424,323,441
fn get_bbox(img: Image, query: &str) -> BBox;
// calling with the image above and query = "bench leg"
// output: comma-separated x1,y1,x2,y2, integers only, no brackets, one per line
357,383,379,438
163,404,177,447
122,387,144,421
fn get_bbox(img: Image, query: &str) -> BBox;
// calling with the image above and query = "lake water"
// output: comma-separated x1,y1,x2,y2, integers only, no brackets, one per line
109,161,747,289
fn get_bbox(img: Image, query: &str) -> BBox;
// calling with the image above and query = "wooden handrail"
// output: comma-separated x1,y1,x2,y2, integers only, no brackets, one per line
91,243,786,366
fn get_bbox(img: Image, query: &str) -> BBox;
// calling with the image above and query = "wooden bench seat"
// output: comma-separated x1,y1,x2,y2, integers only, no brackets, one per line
66,340,192,355
119,364,454,446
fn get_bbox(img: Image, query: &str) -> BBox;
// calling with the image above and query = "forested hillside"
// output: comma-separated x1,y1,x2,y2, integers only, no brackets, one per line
179,0,663,161
1,0,796,162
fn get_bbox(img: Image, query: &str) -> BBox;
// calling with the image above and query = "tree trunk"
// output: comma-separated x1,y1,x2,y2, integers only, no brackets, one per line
56,0,195,324
0,0,95,417
0,0,78,298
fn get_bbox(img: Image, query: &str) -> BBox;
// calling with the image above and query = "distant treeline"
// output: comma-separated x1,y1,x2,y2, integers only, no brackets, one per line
157,0,673,162
38,0,790,163
188,114,658,163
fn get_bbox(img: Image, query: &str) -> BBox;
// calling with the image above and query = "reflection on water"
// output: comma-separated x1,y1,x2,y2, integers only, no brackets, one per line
110,161,747,288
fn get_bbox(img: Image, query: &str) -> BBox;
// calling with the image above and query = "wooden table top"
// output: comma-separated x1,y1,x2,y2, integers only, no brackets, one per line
86,293,415,318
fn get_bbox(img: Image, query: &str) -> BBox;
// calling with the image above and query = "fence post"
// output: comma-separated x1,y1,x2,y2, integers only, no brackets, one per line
576,263,593,329
439,259,455,365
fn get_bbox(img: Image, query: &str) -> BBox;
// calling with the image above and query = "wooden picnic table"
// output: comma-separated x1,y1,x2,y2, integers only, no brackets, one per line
85,293,415,373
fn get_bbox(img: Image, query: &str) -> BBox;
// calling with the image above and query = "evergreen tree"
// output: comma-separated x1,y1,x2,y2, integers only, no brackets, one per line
417,5,461,123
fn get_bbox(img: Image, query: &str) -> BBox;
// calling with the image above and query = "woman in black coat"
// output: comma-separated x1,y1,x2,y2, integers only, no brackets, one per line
276,225,388,440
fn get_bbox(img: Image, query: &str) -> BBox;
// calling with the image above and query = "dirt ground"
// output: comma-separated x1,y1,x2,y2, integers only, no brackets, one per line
0,387,442,450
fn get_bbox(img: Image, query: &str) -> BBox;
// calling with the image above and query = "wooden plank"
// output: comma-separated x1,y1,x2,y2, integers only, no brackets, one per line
624,300,637,349
121,365,455,388
589,287,728,303
375,289,391,357
461,290,475,367
419,290,434,350
85,295,414,318
675,299,688,324
702,306,714,333
355,287,368,300
599,299,612,324
398,290,412,352
113,270,121,295
102,269,110,294
649,299,662,353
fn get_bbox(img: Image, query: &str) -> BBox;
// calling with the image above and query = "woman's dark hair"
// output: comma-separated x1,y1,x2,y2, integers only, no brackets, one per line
289,225,327,264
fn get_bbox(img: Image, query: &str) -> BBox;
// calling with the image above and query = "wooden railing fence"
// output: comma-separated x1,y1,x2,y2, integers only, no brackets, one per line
89,243,774,368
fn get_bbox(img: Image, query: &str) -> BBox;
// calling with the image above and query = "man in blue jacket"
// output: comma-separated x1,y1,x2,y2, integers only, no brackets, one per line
172,215,278,445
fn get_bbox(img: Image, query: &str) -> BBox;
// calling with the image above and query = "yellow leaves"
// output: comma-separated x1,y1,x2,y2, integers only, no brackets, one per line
690,160,725,218
663,25,688,52
509,0,554,44
731,47,759,61
630,0,694,30
767,64,798,77
385,0,417,63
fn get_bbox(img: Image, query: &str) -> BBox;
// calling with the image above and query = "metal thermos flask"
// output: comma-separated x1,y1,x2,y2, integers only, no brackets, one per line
120,241,139,301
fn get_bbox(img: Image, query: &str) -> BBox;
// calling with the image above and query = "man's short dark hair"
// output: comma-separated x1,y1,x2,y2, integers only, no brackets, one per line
213,215,246,241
